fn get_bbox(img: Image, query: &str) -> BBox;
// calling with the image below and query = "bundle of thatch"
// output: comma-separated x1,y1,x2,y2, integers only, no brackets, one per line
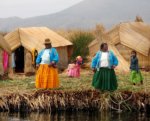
0,90,150,113
135,16,144,22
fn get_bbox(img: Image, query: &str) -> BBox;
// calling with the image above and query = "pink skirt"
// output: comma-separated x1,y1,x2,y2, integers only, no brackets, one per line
67,66,80,78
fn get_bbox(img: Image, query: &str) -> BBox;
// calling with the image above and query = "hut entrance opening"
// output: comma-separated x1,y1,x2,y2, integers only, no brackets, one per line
15,46,24,73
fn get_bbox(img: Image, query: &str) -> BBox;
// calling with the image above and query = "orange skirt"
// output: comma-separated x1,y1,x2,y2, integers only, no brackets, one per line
35,64,59,89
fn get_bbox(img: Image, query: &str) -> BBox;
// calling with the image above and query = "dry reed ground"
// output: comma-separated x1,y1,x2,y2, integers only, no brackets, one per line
0,69,150,112
0,69,149,95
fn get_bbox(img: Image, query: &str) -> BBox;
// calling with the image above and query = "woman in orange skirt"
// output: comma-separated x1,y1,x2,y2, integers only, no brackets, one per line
35,38,59,89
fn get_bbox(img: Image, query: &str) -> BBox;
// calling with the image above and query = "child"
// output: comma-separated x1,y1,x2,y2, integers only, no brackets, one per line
67,60,76,77
75,56,83,77
130,50,143,85
67,56,83,78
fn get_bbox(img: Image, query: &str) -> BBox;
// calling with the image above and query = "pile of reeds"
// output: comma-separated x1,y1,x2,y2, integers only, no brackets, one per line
0,90,150,113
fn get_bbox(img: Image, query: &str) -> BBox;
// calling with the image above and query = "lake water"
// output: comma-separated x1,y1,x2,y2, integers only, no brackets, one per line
0,111,150,121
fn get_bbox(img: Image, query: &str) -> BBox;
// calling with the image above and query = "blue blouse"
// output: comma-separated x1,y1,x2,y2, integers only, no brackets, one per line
91,50,118,69
36,48,59,64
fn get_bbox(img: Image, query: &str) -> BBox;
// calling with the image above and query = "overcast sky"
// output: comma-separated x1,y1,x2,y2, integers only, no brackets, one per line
0,0,83,18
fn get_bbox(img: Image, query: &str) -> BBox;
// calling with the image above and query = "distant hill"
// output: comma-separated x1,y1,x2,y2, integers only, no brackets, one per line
0,0,150,32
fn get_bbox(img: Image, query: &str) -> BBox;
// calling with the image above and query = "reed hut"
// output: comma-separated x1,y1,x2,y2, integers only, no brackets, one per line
4,27,73,74
89,22,150,72
107,22,150,68
0,34,11,76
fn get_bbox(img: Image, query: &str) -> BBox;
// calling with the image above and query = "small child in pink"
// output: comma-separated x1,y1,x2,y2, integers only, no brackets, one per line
67,60,76,77
67,56,83,78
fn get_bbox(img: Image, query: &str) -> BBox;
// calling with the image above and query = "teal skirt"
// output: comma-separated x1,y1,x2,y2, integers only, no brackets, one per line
130,70,143,83
92,68,118,91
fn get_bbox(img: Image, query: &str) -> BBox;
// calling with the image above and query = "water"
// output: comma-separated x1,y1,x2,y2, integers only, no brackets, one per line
0,111,150,121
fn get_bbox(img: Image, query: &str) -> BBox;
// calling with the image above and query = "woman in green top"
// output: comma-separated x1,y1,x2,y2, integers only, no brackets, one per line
130,50,143,85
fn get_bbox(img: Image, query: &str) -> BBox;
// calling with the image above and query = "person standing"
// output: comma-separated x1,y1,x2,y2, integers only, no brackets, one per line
35,38,59,89
91,43,118,91
130,50,143,85
32,49,38,68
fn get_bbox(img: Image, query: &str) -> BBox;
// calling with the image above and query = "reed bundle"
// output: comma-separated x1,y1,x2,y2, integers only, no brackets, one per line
0,90,150,113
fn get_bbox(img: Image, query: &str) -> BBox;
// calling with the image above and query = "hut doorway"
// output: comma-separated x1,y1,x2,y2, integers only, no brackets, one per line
15,46,24,73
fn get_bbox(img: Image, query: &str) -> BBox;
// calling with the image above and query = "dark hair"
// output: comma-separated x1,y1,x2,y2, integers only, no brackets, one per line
34,49,38,56
100,43,107,50
131,50,137,55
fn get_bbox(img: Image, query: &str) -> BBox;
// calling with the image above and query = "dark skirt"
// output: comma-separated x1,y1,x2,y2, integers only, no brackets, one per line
92,68,118,91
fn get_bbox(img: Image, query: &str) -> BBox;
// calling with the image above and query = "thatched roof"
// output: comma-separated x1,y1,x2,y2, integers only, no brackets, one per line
0,34,11,54
88,39,99,48
88,22,150,72
108,44,129,72
107,22,150,56
4,27,72,52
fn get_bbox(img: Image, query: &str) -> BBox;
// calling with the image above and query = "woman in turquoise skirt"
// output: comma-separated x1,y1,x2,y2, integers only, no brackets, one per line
130,50,143,85
91,43,118,91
